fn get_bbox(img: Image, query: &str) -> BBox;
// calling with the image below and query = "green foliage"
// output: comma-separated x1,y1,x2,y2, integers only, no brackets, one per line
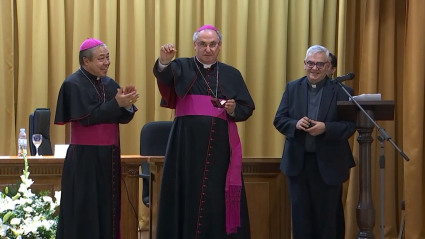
3,183,19,198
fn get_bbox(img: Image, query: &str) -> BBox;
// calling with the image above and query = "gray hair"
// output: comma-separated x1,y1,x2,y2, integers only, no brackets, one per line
79,43,108,65
304,45,329,61
193,29,223,42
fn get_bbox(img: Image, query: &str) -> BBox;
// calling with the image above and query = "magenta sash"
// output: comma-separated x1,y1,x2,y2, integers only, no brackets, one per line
70,122,119,146
175,94,242,234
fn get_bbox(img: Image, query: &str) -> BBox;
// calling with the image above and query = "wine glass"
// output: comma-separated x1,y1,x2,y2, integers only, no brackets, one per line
32,134,43,157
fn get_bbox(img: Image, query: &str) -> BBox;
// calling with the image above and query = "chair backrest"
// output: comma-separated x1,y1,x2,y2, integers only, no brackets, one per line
140,121,173,156
29,108,53,156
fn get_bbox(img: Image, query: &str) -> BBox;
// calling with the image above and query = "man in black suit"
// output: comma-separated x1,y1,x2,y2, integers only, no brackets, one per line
273,45,356,239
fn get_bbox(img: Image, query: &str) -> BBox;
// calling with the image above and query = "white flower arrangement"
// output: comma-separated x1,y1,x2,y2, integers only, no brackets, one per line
0,152,61,239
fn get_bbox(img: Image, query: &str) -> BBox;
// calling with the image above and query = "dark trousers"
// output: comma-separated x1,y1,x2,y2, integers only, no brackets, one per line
336,185,345,239
287,153,342,239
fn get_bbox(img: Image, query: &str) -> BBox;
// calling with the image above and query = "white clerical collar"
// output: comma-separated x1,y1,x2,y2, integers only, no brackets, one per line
308,77,326,90
195,57,217,69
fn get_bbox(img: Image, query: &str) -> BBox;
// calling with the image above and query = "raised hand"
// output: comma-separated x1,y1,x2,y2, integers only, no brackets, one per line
159,43,177,65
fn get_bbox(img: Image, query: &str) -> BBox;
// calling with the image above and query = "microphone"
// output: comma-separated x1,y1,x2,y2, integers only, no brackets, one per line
330,72,355,83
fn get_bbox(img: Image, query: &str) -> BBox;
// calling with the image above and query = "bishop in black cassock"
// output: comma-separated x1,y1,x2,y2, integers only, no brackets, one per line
54,38,139,239
153,25,255,239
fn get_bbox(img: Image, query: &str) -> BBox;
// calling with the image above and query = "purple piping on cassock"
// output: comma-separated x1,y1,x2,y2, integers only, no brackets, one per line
175,94,242,234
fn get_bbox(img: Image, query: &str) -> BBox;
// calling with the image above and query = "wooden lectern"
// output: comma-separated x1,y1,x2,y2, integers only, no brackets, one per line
337,100,395,239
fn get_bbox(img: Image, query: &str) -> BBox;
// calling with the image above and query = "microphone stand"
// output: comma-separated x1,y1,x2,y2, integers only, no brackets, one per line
335,81,410,239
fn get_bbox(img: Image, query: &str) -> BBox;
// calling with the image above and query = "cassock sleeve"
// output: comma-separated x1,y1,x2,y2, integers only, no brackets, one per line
119,107,136,124
153,59,183,109
54,79,136,126
221,67,255,122
77,100,133,126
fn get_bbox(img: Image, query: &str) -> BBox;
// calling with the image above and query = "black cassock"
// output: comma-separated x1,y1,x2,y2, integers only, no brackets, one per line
154,57,255,239
54,67,136,239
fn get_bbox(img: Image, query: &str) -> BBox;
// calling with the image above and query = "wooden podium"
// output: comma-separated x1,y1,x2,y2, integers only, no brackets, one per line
337,100,395,239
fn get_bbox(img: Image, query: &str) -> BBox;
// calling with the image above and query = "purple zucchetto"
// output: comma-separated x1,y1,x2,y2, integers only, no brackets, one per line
197,24,218,32
79,38,103,51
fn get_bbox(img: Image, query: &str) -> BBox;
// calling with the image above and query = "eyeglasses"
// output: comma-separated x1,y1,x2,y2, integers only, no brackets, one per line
196,41,220,48
306,61,328,69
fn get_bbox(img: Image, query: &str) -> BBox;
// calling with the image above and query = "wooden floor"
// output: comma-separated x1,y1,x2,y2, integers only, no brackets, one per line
138,230,149,239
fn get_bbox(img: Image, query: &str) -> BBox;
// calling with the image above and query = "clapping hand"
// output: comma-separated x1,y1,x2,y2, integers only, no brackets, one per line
115,87,139,108
124,84,136,94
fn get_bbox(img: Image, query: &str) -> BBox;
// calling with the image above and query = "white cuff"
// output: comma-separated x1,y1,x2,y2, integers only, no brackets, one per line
157,59,170,72
125,105,134,112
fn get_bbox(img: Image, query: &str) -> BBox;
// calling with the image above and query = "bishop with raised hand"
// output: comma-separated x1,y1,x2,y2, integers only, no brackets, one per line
153,25,255,239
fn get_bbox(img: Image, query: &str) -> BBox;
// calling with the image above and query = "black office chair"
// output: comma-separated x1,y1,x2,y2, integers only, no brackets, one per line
29,108,53,156
139,121,173,207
